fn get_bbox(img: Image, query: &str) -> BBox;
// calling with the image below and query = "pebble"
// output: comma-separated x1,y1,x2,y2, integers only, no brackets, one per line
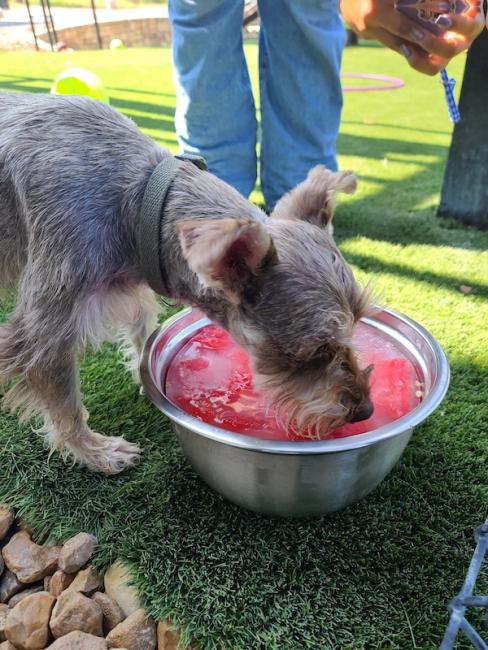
0,570,24,604
0,604,7,642
47,571,75,599
0,640,17,650
0,509,14,543
46,630,108,649
103,563,140,617
157,620,181,650
8,586,44,609
50,590,103,639
67,566,100,596
106,608,156,650
4,591,55,650
92,592,125,634
2,532,60,585
58,535,97,575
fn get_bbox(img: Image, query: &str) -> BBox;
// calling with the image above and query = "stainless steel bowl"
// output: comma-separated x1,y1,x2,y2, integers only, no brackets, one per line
140,308,450,518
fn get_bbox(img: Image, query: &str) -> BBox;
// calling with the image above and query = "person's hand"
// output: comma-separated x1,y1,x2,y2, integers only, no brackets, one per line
340,0,485,75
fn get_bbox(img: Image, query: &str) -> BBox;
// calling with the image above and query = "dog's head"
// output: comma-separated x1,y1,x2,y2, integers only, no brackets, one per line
177,166,374,436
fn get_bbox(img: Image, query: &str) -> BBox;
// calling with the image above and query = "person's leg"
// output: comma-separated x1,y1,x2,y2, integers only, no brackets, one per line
169,0,258,198
257,0,346,209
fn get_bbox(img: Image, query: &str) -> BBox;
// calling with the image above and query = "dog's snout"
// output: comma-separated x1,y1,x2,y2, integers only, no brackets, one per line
350,400,374,423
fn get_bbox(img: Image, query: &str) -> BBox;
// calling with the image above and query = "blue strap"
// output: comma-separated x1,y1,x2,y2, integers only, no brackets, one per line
440,68,461,124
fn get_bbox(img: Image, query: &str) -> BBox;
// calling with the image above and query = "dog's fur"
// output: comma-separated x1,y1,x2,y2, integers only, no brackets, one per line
0,93,373,474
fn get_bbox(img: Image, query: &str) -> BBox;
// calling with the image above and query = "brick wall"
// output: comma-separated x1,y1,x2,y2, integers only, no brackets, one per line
39,16,172,50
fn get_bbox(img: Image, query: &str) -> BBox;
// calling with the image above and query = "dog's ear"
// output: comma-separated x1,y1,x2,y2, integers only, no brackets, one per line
271,165,357,228
177,218,278,303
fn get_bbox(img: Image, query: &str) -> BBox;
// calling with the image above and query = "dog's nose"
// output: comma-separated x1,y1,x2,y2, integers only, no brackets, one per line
350,400,374,423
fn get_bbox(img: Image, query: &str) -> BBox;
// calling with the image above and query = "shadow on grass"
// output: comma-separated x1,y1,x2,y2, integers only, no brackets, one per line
107,86,176,100
0,74,52,94
341,119,451,137
109,95,175,119
0,73,177,147
2,71,487,256
336,131,488,252
109,97,174,131
0,73,175,100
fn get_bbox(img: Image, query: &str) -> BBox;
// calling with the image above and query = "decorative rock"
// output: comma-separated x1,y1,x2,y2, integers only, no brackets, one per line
0,641,17,650
0,570,24,604
0,557,3,580
58,534,97,574
46,630,108,649
0,508,14,542
92,592,125,634
67,566,100,595
104,563,140,617
157,620,181,650
8,586,43,608
106,609,156,650
5,591,55,650
48,571,75,598
0,603,8,641
2,532,60,584
50,590,103,639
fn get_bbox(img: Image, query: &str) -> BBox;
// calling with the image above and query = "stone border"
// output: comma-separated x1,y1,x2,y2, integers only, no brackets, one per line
0,506,193,650
38,16,172,50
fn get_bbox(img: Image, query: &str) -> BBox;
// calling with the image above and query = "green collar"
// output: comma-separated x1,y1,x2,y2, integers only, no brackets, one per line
137,154,207,295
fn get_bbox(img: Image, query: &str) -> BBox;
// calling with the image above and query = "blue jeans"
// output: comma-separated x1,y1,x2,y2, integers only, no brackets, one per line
168,0,345,209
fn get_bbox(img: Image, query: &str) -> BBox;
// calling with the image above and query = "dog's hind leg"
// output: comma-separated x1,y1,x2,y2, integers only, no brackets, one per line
0,274,141,474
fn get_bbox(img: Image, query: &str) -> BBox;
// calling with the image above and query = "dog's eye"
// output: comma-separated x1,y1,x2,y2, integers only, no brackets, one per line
241,284,260,306
338,390,353,409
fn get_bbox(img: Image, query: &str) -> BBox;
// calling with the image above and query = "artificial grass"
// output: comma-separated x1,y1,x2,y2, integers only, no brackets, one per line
0,44,487,649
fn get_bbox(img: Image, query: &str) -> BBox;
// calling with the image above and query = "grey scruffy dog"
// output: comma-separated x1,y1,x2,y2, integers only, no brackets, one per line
0,93,374,474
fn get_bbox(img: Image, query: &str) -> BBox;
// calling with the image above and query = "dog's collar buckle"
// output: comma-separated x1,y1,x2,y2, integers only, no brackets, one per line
175,153,207,171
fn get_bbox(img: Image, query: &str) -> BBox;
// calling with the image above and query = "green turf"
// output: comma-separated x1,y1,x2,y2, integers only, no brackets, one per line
0,45,487,650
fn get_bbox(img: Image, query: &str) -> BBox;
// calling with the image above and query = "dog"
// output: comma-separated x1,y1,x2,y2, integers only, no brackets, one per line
0,93,374,474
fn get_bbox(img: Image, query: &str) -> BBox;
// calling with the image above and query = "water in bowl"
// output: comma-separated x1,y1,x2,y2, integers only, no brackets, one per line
165,322,423,440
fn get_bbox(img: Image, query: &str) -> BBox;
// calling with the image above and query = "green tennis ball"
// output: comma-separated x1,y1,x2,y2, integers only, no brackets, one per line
51,67,109,104
110,38,124,50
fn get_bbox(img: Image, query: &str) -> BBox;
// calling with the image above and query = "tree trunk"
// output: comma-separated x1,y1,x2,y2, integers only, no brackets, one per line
438,30,488,229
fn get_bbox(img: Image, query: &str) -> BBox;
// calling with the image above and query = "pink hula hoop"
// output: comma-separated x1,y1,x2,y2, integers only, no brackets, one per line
341,73,404,92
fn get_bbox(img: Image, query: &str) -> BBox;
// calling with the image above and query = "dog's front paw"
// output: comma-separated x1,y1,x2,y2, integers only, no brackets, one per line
89,435,142,475
66,430,142,475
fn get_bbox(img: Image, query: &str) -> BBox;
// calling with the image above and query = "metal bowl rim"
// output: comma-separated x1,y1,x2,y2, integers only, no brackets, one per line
140,307,450,455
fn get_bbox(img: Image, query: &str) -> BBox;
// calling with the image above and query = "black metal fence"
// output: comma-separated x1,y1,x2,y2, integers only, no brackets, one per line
26,0,103,51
